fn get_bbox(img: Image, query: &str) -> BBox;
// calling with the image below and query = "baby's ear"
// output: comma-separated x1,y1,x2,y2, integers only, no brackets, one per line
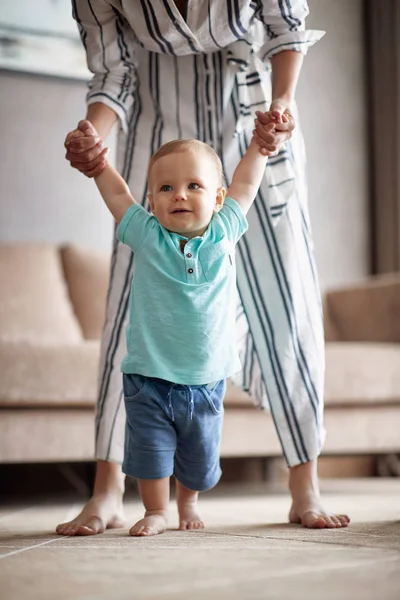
214,186,226,212
147,192,155,212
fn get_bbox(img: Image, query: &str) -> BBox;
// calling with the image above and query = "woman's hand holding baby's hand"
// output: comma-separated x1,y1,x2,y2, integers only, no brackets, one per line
253,106,295,156
65,120,108,178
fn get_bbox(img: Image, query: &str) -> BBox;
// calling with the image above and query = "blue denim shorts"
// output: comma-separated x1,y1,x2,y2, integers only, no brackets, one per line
122,374,226,492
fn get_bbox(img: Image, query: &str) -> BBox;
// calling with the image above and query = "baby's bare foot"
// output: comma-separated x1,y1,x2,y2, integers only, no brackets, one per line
56,493,125,536
178,502,204,531
289,495,350,529
130,511,167,537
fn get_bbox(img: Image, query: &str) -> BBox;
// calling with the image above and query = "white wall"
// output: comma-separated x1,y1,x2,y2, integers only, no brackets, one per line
0,0,369,289
297,0,370,290
0,73,114,253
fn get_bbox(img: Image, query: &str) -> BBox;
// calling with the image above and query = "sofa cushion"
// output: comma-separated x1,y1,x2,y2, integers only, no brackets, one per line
2,403,400,462
324,342,400,405
0,341,99,407
0,342,250,409
325,272,400,342
0,244,82,344
1,338,398,411
61,244,110,340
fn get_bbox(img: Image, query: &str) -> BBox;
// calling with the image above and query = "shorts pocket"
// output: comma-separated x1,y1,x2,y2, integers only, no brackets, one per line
200,380,226,415
123,373,149,401
123,379,175,452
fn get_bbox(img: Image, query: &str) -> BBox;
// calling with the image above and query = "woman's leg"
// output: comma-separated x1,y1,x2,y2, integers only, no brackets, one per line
56,460,125,536
240,196,349,527
56,237,133,536
289,459,350,528
56,80,154,535
223,120,349,526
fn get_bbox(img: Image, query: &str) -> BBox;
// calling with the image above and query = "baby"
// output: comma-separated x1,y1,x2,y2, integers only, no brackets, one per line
66,119,276,536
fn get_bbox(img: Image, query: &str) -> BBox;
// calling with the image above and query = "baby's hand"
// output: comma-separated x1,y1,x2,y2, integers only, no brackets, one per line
64,120,108,178
253,111,290,156
65,128,85,145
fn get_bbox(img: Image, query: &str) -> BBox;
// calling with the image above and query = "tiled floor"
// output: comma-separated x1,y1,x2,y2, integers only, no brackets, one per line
1,479,399,599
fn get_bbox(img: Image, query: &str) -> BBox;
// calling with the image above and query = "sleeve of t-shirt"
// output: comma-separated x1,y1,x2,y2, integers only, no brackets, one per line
117,204,156,252
219,197,249,245
72,0,138,134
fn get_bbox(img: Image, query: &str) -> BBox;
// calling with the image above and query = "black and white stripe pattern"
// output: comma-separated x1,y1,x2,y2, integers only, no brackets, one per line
73,0,325,467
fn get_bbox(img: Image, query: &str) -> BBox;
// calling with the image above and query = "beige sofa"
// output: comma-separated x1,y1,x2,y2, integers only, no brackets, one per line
0,243,399,464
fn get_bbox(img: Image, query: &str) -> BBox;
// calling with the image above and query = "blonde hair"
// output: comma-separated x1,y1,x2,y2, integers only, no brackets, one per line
148,139,223,185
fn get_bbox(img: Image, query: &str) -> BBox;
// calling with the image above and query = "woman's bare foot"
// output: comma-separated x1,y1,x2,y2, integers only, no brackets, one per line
129,511,168,536
175,479,204,531
289,460,350,529
56,493,125,536
289,497,350,528
56,461,125,536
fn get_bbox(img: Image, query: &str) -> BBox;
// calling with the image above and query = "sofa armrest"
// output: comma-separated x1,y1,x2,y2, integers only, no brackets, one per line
324,272,400,342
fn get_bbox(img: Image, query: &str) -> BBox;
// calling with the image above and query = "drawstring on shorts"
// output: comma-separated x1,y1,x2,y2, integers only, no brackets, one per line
189,388,194,421
168,385,175,422
168,384,194,421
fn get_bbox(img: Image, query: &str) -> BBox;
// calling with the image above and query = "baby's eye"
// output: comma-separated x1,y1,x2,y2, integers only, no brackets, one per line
160,184,172,192
188,182,200,190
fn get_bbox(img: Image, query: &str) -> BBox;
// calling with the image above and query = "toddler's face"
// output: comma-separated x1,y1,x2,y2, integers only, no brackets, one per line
148,149,225,238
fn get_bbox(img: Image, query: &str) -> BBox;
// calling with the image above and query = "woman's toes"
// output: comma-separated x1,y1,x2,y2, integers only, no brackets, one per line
330,516,342,528
76,517,104,535
303,512,326,528
325,517,338,528
60,526,77,536
338,514,350,525
337,515,349,527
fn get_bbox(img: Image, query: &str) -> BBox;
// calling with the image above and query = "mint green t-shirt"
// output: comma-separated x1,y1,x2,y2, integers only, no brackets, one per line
117,197,248,385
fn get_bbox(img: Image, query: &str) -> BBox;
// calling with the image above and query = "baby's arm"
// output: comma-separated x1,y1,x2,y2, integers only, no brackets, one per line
227,113,291,215
66,127,135,223
95,163,135,224
227,138,270,216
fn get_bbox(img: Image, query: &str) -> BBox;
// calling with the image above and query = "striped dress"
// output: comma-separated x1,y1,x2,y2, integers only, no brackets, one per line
72,0,326,467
